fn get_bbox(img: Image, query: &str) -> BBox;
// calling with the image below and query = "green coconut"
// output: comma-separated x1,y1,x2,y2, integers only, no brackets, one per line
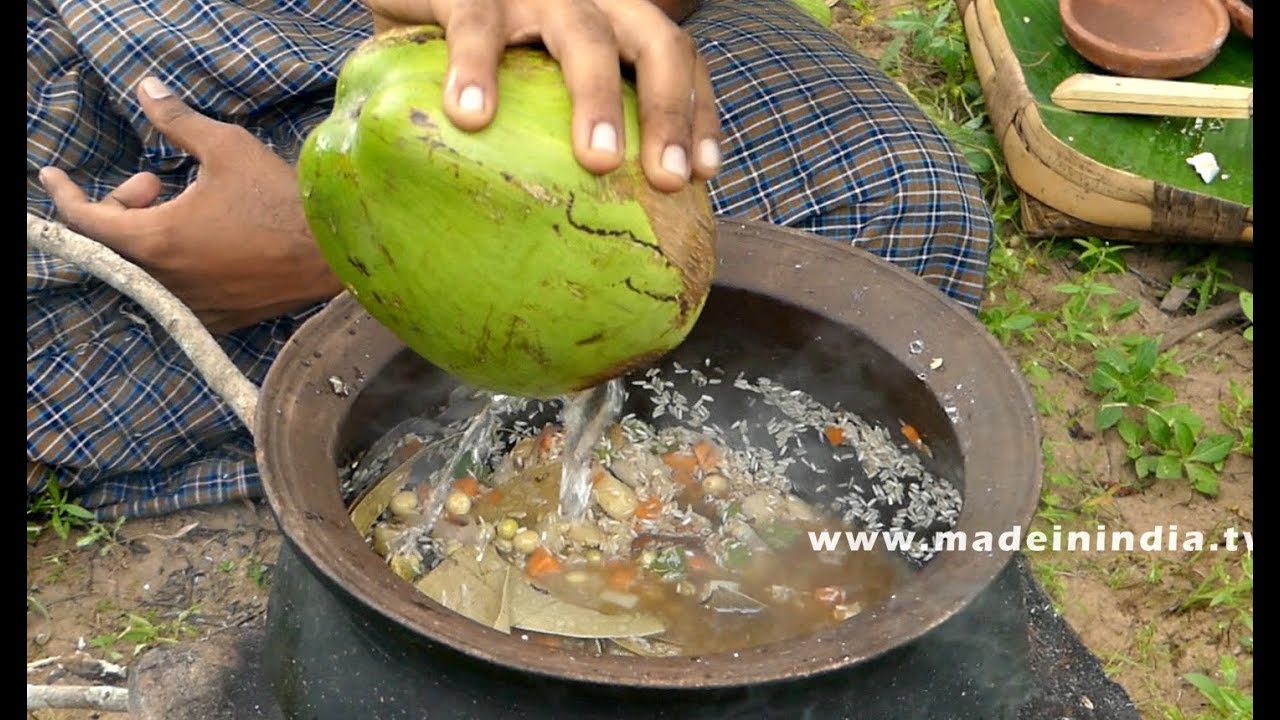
298,26,716,399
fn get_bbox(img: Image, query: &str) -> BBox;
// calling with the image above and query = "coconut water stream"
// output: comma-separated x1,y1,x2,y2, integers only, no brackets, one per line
396,378,624,550
557,378,625,520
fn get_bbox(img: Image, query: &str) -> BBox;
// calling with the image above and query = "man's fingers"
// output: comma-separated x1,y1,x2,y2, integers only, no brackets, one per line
136,77,243,163
689,56,721,181
440,0,505,131
539,0,625,175
37,166,164,260
101,172,163,210
37,167,91,218
37,166,119,240
598,1,699,192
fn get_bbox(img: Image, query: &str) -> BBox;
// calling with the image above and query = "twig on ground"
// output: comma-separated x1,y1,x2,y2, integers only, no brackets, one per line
135,521,201,542
1158,301,1246,353
1128,266,1172,293
27,683,128,712
29,652,129,684
1183,331,1238,367
1053,357,1087,380
26,213,259,434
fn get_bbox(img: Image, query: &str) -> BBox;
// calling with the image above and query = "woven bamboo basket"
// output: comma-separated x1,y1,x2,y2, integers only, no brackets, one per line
956,0,1253,245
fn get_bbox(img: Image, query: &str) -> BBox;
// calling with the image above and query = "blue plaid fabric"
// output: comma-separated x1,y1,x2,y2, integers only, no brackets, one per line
27,0,993,519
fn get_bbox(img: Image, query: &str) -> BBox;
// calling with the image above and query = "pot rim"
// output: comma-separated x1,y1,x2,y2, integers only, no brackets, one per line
257,219,1044,689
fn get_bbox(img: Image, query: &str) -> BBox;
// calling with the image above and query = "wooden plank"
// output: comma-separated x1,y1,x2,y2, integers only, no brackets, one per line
1051,73,1253,119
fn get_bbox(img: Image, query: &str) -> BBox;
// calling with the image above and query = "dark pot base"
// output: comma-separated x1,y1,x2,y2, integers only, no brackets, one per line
260,542,1139,720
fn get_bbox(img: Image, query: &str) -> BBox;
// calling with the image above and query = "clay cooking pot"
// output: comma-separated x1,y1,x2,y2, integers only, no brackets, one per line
1059,0,1231,79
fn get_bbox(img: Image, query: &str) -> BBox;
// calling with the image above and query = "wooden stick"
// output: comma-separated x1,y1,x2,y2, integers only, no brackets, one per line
1159,301,1247,352
27,683,129,712
1051,74,1253,120
28,652,129,683
26,213,260,435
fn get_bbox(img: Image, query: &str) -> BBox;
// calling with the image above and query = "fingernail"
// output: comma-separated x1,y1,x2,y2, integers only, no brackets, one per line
37,167,53,187
458,85,484,113
697,138,722,172
590,123,618,154
141,77,172,100
661,145,690,180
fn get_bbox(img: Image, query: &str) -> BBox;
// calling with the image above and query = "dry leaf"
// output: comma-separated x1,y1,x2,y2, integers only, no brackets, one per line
414,548,514,632
508,579,665,639
610,636,684,657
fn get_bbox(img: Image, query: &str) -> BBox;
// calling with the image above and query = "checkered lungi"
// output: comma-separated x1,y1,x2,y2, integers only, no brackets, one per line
27,0,993,519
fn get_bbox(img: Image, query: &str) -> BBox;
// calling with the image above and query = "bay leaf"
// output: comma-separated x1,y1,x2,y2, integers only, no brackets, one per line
414,548,514,633
610,636,684,657
508,579,665,639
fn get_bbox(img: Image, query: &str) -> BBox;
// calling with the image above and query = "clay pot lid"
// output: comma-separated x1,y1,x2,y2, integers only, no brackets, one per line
1059,0,1231,79
1222,0,1253,39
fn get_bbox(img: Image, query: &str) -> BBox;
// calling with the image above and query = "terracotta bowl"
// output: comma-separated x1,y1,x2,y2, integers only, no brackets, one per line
1059,0,1231,79
1222,0,1253,39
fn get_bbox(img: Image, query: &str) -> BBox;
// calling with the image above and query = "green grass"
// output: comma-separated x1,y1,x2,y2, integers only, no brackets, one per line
89,606,202,660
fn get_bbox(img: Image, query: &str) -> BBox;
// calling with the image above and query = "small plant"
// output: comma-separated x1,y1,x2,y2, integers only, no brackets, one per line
91,606,201,659
27,477,95,541
246,558,272,588
1088,337,1182,429
846,0,875,19
1218,380,1253,457
1117,403,1234,496
1029,561,1068,612
1184,655,1252,720
27,593,50,621
1073,237,1132,274
1055,278,1140,347
980,289,1050,344
1238,291,1252,342
880,0,973,87
1171,254,1242,315
1036,472,1079,525
1180,553,1252,614
76,517,127,554
1087,338,1233,494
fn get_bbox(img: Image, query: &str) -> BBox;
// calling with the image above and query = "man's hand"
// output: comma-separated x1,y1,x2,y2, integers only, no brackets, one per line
38,78,344,334
366,0,721,193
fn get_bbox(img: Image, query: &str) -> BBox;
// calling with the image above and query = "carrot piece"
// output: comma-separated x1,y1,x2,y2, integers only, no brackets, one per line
900,423,921,445
635,496,663,520
452,476,481,497
591,468,608,487
670,469,696,487
900,423,933,458
526,547,563,578
605,563,640,591
813,586,846,605
662,451,699,473
691,440,720,470
823,425,845,446
483,489,503,504
686,551,715,573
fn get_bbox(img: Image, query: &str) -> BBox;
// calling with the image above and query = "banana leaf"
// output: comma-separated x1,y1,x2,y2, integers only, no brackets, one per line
996,0,1252,205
